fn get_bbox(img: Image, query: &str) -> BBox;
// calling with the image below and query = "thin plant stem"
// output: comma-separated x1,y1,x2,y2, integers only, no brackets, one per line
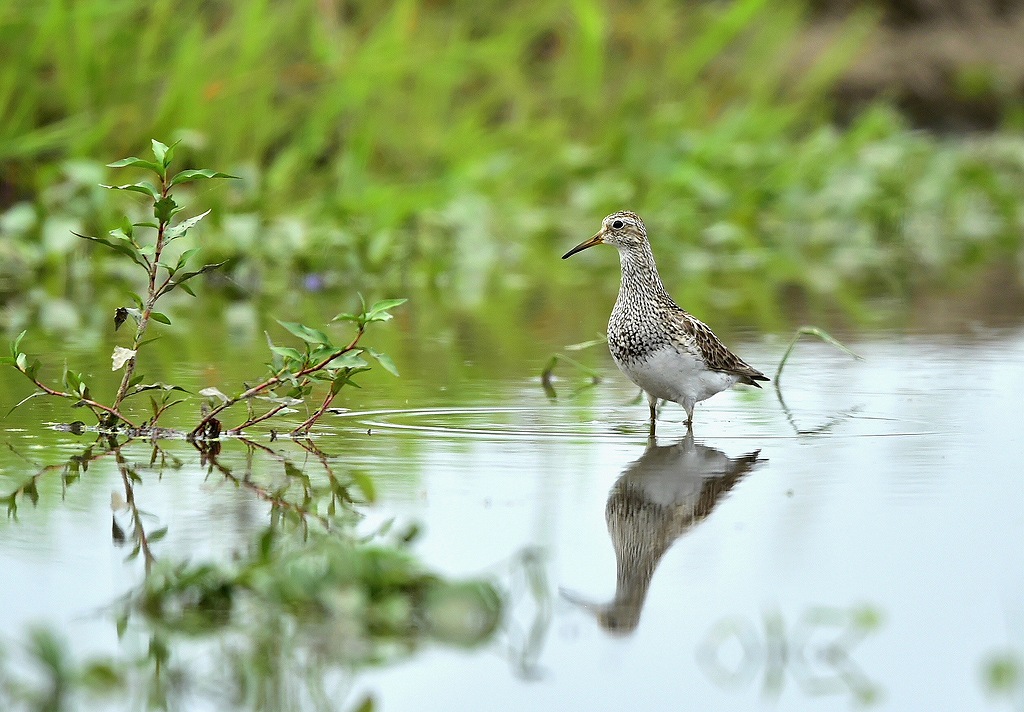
226,403,292,434
115,449,156,573
290,389,339,436
112,174,171,415
190,325,366,439
20,374,138,429
198,443,329,529
774,325,862,390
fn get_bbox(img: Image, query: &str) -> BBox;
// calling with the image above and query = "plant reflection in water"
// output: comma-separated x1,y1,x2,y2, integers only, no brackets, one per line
0,434,506,711
697,606,883,705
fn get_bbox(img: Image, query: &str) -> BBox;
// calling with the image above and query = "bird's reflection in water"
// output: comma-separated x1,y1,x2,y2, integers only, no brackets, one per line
563,433,765,635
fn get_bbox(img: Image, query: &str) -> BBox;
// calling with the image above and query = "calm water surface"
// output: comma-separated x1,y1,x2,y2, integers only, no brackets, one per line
1,325,1023,711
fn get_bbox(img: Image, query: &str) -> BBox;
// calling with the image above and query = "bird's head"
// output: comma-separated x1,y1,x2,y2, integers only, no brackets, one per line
560,587,642,636
562,211,647,259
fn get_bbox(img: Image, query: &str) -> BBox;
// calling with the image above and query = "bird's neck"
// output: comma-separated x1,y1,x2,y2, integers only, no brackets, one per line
615,243,670,308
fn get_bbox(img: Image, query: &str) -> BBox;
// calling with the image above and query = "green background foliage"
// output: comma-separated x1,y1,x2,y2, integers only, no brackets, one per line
2,0,1023,332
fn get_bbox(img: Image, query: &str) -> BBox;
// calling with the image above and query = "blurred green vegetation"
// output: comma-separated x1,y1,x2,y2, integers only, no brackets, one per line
1,0,1023,330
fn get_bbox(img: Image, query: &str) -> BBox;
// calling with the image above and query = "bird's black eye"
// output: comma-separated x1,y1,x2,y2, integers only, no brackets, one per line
611,219,624,230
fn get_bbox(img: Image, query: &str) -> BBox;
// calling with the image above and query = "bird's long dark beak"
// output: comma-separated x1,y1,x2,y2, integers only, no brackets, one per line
562,232,604,259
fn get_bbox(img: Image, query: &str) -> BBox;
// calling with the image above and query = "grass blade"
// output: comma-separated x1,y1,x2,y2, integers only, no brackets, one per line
775,326,863,388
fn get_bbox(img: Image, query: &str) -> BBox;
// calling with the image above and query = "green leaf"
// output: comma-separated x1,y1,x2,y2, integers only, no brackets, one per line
81,662,123,692
128,383,191,396
283,461,306,481
165,209,211,241
63,367,81,392
270,346,304,363
151,139,169,166
331,312,360,323
310,345,342,363
164,261,227,295
100,183,158,198
365,298,408,323
169,169,240,187
352,695,376,712
257,394,303,406
137,182,159,200
165,140,183,166
153,196,179,224
564,334,608,351
106,156,163,173
127,293,144,308
73,232,148,269
369,298,408,314
276,320,333,346
368,348,400,377
330,372,349,395
5,391,46,419
149,312,171,325
257,527,275,560
148,526,168,542
350,470,377,503
11,330,26,358
108,227,135,245
332,350,368,369
265,332,283,369
161,400,186,415
176,247,201,271
22,480,38,506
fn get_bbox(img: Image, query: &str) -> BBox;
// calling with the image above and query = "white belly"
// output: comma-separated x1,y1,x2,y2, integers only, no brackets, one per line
614,347,741,406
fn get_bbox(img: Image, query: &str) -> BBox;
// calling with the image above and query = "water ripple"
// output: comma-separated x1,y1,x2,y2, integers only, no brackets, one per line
327,406,935,441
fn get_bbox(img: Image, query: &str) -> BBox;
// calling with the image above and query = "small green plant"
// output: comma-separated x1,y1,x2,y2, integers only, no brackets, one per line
773,325,864,435
540,335,605,399
189,296,406,439
3,140,405,439
773,325,863,388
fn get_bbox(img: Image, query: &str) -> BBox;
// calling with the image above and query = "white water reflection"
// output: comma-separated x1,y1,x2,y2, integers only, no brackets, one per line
1,329,1023,710
350,331,1024,711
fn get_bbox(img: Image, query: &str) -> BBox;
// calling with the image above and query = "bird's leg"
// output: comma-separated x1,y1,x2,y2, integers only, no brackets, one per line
683,399,695,429
646,393,658,436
